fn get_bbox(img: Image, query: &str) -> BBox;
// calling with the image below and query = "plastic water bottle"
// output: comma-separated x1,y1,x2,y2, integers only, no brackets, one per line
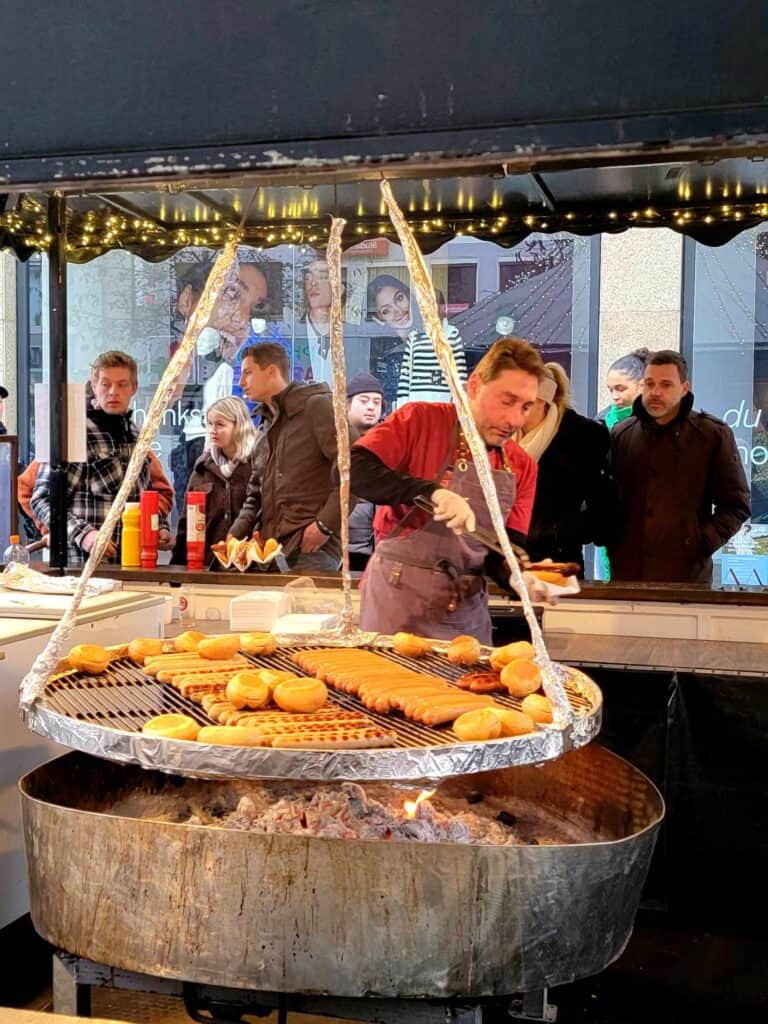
3,534,30,566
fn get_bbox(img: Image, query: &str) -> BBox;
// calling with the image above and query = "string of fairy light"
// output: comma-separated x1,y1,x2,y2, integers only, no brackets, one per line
3,196,768,261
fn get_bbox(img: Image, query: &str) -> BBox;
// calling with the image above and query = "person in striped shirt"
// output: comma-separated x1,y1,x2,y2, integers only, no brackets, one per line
367,274,467,409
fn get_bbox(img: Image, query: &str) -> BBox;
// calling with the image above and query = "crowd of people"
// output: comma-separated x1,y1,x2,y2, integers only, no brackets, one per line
8,333,751,613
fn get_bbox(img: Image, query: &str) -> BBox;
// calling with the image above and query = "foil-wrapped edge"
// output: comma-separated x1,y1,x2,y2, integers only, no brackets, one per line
380,181,572,729
24,664,601,782
19,242,239,710
326,217,356,637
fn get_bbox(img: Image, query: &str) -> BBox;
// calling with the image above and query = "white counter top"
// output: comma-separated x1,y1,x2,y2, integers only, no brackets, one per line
0,589,167,931
0,591,167,645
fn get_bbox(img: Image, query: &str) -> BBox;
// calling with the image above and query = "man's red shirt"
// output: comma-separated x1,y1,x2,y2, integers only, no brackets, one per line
354,402,537,541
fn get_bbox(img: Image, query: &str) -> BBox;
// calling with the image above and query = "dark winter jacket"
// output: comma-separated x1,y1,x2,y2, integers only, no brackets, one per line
525,409,614,571
230,381,357,561
171,451,255,566
608,393,751,582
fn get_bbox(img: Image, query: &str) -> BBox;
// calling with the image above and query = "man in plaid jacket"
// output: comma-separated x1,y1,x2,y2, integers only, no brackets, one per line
31,351,173,565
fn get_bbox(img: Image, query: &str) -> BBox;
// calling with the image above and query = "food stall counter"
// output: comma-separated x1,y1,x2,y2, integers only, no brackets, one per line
0,590,167,931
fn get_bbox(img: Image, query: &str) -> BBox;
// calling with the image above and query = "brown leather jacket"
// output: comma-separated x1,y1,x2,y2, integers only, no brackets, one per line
607,393,751,582
230,381,357,561
170,452,254,566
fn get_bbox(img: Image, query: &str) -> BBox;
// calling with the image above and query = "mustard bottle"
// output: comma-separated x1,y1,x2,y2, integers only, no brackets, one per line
121,502,141,567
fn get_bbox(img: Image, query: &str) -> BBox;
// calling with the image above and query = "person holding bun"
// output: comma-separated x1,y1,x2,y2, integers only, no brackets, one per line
513,362,613,573
171,396,258,567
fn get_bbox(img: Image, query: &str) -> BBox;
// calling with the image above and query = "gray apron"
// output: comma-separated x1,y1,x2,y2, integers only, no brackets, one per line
360,454,517,644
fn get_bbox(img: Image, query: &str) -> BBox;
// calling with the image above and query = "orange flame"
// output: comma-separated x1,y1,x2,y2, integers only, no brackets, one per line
403,789,436,819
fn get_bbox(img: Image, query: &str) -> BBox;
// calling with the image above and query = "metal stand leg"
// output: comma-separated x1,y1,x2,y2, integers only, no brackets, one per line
508,989,556,1021
658,671,680,909
52,951,92,1017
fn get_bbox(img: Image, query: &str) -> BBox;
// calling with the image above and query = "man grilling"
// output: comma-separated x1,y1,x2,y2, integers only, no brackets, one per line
350,337,543,643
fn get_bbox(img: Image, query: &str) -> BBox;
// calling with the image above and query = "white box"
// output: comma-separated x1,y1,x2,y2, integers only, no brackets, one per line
229,590,287,631
272,612,338,634
180,585,250,623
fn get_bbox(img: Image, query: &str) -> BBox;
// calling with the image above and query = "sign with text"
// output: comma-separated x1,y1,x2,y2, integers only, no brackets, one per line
34,382,87,462
346,238,390,257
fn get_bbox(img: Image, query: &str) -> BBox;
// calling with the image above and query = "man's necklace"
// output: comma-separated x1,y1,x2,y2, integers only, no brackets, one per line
456,429,513,473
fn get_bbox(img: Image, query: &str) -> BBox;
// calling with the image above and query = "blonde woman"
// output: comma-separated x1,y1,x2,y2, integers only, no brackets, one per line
171,397,259,566
514,361,614,573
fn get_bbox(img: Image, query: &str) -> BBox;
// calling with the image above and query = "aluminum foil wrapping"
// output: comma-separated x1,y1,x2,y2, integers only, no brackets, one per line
19,242,239,711
2,561,117,596
380,181,574,732
326,217,360,642
26,661,601,783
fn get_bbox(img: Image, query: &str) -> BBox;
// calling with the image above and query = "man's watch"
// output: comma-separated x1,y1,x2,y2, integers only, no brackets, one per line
315,519,334,537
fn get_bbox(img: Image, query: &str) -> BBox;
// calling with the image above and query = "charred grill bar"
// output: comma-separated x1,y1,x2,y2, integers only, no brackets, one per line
25,644,601,780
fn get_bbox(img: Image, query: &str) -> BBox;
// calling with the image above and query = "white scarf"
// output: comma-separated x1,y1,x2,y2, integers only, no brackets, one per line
209,445,238,479
514,402,562,462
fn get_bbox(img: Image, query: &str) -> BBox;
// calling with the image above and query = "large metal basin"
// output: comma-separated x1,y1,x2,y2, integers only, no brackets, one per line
21,744,663,997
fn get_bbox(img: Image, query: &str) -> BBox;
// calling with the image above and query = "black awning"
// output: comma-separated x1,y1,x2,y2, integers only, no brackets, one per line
3,158,768,262
2,1,768,180
2,1,768,258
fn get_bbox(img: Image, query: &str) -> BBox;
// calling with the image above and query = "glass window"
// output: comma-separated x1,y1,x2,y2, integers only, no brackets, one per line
18,230,599,565
431,262,477,313
684,229,768,584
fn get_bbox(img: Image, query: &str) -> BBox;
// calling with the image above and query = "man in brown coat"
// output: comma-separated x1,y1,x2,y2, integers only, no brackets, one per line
229,342,355,571
608,350,750,583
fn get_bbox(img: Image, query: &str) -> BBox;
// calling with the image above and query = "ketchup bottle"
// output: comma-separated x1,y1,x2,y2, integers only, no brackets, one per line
186,491,207,570
140,490,159,569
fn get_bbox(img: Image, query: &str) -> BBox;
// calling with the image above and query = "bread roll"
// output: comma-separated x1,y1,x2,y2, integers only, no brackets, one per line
392,632,432,658
239,632,278,656
500,659,542,698
234,538,250,570
521,693,553,724
68,644,111,675
196,726,267,747
128,638,164,664
452,708,503,742
142,713,200,742
198,635,241,661
257,669,299,694
225,672,270,710
273,678,329,714
446,634,481,666
488,707,535,736
532,570,565,586
489,641,535,672
174,630,206,653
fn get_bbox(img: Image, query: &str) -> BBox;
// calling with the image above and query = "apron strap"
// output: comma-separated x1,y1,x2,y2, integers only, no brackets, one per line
387,421,461,542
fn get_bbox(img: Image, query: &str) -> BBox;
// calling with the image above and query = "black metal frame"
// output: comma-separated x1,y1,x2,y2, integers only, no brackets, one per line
51,952,556,1024
14,261,31,465
0,433,19,540
587,235,602,418
47,195,68,571
680,236,697,378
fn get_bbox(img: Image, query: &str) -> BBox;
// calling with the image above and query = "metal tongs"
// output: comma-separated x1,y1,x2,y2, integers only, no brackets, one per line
413,495,580,576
